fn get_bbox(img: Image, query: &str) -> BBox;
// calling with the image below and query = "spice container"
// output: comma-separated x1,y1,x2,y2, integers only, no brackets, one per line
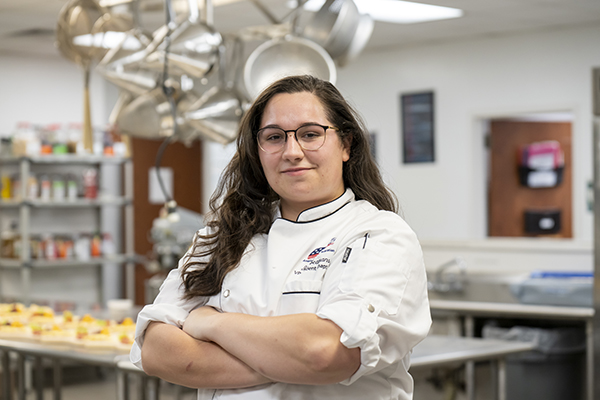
27,175,38,199
74,234,91,261
52,175,65,201
39,175,51,201
11,175,21,201
66,174,78,201
82,168,97,199
1,175,11,199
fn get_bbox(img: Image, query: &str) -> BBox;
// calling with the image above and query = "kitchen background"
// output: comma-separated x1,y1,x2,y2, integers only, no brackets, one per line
1,1,600,399
0,0,599,308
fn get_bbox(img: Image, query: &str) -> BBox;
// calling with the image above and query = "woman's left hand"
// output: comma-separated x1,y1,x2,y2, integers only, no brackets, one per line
182,306,221,340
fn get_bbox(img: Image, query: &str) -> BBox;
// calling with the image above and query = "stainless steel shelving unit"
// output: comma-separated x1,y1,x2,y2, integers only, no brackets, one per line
0,154,135,305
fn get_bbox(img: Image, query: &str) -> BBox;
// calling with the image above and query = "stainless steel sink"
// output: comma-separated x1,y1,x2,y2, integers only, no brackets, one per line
427,273,525,303
427,258,527,304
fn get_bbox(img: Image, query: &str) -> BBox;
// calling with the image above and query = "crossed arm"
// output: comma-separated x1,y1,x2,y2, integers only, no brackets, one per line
140,307,361,389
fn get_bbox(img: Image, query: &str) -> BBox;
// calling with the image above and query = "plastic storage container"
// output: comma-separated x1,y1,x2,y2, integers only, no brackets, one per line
483,324,585,400
510,271,593,307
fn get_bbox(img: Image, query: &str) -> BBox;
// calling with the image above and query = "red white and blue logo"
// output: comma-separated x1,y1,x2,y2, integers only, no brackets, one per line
305,238,336,260
307,247,325,260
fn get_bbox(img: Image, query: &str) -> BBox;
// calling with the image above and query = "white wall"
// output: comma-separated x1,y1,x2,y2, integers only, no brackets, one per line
335,23,600,243
0,54,113,135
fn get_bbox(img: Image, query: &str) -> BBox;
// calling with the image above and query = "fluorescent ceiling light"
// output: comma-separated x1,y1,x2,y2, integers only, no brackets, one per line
73,32,144,50
299,0,463,24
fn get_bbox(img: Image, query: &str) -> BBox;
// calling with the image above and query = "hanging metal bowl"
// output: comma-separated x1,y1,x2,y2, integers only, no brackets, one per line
243,36,336,100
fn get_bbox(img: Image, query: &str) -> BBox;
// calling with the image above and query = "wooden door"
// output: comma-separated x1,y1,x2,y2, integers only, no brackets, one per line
131,138,203,305
488,120,572,237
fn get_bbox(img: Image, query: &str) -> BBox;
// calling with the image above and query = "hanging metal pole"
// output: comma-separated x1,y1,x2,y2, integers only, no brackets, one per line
202,0,213,26
591,67,600,400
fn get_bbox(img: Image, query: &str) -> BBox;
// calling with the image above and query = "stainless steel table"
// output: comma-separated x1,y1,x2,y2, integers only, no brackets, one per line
0,335,534,400
0,338,156,400
430,299,595,400
411,334,535,400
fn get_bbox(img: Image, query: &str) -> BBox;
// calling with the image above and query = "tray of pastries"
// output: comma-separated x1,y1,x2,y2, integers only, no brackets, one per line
0,303,135,353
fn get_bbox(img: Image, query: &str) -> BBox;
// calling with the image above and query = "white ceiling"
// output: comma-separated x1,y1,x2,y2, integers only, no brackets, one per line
1,0,600,59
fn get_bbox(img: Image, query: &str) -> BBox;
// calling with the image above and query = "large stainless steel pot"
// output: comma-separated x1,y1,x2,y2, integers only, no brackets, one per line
115,82,196,140
142,16,222,78
141,0,221,78
243,35,336,100
184,40,245,144
303,0,360,60
96,28,158,95
336,13,373,67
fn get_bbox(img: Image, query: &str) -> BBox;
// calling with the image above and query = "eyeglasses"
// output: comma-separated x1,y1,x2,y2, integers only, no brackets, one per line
256,124,338,154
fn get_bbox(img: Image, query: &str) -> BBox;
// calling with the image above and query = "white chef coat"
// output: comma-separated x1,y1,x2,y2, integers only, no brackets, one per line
131,188,431,400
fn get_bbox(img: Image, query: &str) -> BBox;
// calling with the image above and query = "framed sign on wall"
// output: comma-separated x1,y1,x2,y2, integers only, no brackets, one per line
400,91,435,163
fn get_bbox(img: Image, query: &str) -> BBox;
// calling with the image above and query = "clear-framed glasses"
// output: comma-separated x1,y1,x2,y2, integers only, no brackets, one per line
256,124,338,154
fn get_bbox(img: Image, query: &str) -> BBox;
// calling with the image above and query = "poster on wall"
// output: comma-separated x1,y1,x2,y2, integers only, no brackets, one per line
400,91,435,163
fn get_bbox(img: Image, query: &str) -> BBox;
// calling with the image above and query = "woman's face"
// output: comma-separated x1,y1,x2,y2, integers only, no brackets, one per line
258,91,350,221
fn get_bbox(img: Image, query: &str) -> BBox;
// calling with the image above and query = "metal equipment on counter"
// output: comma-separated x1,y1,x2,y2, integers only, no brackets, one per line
144,206,204,303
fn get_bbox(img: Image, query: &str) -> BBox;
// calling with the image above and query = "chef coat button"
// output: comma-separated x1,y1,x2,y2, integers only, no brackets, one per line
223,289,230,298
367,304,375,313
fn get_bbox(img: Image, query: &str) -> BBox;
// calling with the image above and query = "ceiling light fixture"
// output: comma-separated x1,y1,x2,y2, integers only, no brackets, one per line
73,32,144,50
299,0,463,24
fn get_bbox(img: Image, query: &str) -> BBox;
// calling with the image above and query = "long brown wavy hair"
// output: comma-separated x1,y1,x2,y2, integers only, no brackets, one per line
181,75,398,299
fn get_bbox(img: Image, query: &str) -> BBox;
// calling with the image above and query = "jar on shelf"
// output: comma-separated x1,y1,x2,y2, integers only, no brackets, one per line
39,175,51,201
91,232,102,257
52,175,65,201
56,235,74,259
42,234,57,260
82,168,98,199
1,174,11,199
11,174,21,201
30,235,43,260
27,175,39,200
74,233,91,261
1,221,18,258
66,174,78,201
66,122,82,154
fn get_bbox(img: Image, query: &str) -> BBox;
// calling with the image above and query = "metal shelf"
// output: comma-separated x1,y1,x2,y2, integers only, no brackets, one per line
0,197,132,208
0,254,137,269
0,155,130,165
0,155,136,305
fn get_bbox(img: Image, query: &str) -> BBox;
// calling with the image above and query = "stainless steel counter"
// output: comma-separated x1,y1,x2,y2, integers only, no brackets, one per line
0,339,150,400
412,334,534,368
430,299,594,319
430,299,594,400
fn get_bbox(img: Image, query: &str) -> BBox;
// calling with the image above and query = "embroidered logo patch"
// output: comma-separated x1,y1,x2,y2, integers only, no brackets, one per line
307,247,325,260
304,237,336,261
293,238,337,276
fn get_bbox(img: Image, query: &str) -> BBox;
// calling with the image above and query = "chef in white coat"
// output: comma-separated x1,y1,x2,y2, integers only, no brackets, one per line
131,75,431,400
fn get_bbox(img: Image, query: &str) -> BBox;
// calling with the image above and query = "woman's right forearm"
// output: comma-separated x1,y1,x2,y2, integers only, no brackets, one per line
141,321,271,389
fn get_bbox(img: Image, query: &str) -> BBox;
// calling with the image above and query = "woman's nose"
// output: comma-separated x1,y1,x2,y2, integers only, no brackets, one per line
282,132,304,158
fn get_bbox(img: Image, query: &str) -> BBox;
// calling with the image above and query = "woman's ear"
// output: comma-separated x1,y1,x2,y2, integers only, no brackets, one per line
342,134,352,162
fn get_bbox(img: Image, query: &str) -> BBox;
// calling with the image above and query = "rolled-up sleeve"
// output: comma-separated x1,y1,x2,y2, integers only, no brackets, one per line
316,214,431,385
130,233,208,369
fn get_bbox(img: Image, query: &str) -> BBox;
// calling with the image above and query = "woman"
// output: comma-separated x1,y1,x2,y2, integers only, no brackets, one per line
131,75,431,399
